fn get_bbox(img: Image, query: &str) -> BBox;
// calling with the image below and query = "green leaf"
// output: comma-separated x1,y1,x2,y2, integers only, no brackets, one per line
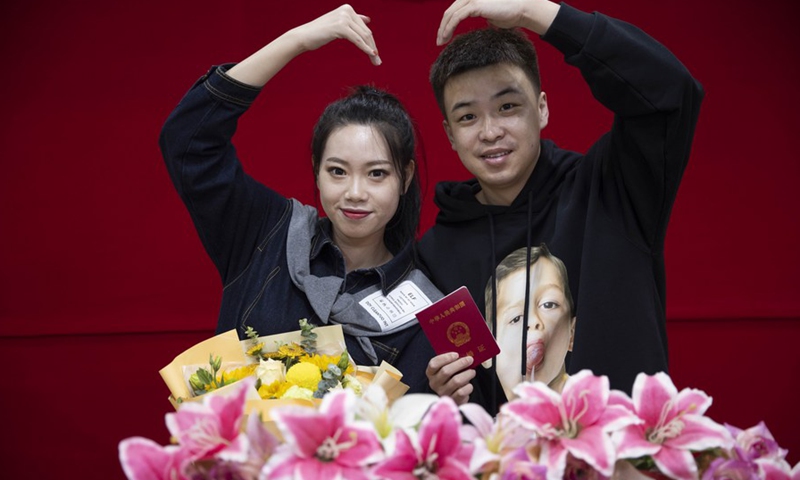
337,351,350,371
197,368,214,385
243,325,260,341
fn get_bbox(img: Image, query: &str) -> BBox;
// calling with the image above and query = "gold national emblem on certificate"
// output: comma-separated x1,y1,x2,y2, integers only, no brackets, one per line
447,321,470,347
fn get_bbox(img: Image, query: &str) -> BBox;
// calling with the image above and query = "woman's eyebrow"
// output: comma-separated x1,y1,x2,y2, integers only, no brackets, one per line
323,157,392,167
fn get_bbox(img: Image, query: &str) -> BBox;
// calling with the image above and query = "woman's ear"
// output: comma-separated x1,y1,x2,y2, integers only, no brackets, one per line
568,316,577,351
403,160,416,193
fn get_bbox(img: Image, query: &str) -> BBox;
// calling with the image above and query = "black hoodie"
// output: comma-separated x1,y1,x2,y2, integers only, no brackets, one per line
418,3,703,414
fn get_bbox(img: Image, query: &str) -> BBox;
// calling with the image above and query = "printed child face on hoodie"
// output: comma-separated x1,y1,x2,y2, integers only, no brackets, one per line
441,63,549,206
489,249,575,400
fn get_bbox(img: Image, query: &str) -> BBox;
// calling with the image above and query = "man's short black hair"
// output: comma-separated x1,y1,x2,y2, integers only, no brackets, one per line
430,28,541,118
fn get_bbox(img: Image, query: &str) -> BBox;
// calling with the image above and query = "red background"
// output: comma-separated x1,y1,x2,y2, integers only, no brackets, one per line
1,0,798,477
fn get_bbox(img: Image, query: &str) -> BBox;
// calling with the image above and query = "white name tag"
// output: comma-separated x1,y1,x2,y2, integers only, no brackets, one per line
359,280,433,332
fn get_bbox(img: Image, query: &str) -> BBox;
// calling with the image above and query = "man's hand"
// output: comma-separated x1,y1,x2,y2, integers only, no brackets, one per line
426,352,476,405
437,0,560,45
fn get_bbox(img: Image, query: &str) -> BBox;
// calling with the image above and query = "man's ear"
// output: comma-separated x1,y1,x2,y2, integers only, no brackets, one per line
568,316,576,351
403,160,416,193
538,91,549,130
443,120,456,150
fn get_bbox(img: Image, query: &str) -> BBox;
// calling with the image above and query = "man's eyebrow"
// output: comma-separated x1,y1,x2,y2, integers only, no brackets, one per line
449,87,524,114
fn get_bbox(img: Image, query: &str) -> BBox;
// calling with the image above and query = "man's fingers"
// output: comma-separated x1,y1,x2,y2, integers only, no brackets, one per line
452,383,474,405
427,352,459,374
438,0,473,45
441,368,477,397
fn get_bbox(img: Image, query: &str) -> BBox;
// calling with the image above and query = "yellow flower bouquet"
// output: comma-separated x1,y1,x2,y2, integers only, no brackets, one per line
158,320,409,434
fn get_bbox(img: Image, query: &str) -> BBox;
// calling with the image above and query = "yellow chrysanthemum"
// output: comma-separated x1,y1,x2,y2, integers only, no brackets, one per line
299,354,354,375
246,343,264,357
258,380,291,399
298,354,336,371
285,362,322,390
217,364,257,385
263,343,306,360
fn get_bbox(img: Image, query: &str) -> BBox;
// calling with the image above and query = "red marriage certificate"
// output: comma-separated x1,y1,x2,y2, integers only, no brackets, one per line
415,286,500,367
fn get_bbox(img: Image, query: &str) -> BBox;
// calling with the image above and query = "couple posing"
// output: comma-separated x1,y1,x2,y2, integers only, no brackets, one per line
160,0,703,415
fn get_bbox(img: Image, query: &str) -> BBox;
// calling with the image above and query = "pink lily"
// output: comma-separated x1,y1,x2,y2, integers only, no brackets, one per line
459,403,532,475
119,437,188,480
611,372,734,480
260,389,382,480
120,377,261,480
165,376,256,464
502,370,641,480
373,396,474,480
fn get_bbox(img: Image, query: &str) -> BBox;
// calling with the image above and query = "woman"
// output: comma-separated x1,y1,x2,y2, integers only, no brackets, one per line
159,5,442,393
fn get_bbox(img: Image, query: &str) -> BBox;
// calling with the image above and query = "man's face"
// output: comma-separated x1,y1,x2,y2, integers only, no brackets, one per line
442,63,548,205
494,258,575,400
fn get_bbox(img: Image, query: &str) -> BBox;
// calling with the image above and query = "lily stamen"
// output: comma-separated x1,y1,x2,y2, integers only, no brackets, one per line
315,428,358,461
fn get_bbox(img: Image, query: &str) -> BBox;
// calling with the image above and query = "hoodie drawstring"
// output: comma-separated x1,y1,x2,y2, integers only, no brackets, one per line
488,212,498,414
522,190,534,379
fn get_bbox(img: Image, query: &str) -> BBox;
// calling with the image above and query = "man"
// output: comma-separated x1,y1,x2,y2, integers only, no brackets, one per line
419,0,703,414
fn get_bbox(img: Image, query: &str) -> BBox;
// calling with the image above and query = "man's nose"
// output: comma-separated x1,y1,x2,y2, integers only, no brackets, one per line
478,116,503,142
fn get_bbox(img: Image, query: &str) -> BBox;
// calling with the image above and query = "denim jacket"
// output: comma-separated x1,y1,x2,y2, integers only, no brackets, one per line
159,65,442,393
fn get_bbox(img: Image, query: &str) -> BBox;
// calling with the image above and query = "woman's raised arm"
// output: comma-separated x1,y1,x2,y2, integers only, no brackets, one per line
227,4,381,87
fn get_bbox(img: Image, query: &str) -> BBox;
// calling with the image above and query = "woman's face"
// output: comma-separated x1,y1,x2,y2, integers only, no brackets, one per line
494,258,575,399
317,124,410,250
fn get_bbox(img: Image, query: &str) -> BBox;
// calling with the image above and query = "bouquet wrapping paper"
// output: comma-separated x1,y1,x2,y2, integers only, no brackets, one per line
158,325,408,436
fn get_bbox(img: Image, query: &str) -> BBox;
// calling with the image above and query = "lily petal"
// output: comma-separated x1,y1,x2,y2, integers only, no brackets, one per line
118,437,186,480
540,440,568,480
272,406,335,457
613,424,661,459
674,387,713,417
460,402,495,437
390,393,439,430
608,390,636,413
503,395,562,436
632,372,678,427
334,424,385,467
562,425,616,476
561,370,610,427
419,397,463,460
652,444,698,480
596,404,643,433
372,429,422,480
663,415,734,452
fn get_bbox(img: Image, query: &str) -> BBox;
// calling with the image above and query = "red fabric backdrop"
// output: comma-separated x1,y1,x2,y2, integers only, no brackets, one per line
1,0,798,477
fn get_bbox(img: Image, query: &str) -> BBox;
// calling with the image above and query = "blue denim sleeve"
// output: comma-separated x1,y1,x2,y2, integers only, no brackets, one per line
159,64,290,284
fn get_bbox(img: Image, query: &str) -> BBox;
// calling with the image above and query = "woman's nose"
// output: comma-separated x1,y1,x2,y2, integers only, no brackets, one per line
345,177,367,201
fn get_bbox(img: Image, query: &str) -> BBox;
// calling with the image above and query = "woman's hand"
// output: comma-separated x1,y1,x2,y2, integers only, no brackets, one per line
292,4,381,65
227,4,380,88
